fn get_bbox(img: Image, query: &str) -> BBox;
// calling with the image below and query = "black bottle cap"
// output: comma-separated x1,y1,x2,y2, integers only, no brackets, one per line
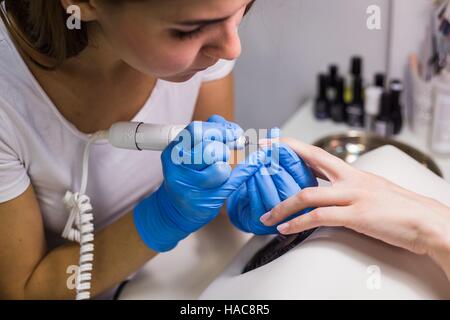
374,73,385,88
317,74,328,99
329,65,339,81
351,56,363,77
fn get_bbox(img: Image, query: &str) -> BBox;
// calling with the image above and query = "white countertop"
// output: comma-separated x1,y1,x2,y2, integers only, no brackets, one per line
282,100,450,181
119,101,450,299
118,213,253,300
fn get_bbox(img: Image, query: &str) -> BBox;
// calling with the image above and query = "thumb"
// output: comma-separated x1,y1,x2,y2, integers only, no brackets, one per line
207,115,244,143
278,137,352,182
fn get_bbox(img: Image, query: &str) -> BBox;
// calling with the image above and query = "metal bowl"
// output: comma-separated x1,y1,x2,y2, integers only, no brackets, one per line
313,131,443,178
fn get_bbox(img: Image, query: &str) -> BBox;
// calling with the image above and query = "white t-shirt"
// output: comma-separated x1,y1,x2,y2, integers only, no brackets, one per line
0,19,235,250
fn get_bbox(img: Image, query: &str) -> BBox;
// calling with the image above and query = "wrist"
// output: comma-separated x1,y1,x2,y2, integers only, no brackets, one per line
133,187,189,252
424,206,450,282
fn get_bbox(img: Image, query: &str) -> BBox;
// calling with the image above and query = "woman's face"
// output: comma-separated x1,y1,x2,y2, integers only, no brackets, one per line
92,0,251,82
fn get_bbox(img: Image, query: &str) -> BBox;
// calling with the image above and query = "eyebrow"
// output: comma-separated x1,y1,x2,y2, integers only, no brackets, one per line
176,16,229,26
174,0,253,26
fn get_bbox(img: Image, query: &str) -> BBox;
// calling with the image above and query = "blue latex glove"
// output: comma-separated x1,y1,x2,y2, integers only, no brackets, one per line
134,115,260,252
227,142,318,235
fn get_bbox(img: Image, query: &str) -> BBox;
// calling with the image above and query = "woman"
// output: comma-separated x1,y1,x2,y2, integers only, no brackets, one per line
1,0,448,301
0,0,266,299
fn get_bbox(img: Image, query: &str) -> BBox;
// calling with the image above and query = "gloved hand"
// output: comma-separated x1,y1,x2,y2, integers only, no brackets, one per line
227,142,318,235
133,115,261,252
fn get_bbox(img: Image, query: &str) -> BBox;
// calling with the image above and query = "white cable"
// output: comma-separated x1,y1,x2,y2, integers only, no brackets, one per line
62,131,108,300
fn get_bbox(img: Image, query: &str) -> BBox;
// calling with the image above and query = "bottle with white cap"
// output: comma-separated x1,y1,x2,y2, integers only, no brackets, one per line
364,86,383,132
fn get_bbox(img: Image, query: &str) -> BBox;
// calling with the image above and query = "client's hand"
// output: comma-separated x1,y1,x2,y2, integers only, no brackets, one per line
260,138,450,282
227,143,318,235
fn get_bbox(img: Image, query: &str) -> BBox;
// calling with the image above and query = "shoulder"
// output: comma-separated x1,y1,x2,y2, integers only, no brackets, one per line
0,18,38,117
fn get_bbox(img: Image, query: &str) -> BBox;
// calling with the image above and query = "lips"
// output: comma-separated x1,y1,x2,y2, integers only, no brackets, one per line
193,66,210,71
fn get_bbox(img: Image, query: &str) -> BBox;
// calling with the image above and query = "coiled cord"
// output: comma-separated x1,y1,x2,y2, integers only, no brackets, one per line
61,131,108,300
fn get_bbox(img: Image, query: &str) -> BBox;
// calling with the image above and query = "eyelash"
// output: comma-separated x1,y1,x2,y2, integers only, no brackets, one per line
174,27,204,40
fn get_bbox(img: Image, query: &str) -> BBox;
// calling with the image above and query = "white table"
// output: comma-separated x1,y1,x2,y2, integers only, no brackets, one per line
119,101,450,299
118,213,253,299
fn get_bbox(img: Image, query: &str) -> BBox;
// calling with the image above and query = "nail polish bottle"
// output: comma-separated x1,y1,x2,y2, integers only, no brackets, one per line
314,74,330,120
351,56,363,78
330,77,347,123
326,65,339,102
390,80,404,135
346,77,365,128
374,91,395,138
344,56,363,105
364,86,383,132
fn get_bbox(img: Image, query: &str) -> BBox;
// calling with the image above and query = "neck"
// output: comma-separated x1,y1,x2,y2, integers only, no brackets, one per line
60,23,146,83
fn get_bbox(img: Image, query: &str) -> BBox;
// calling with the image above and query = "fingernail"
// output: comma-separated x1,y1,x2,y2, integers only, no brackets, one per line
260,212,271,223
277,223,289,233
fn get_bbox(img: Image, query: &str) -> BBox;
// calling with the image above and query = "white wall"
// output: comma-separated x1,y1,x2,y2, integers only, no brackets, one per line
234,0,391,129
388,0,433,79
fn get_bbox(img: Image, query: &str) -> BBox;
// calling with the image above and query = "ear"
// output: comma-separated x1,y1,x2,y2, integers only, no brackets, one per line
59,0,99,22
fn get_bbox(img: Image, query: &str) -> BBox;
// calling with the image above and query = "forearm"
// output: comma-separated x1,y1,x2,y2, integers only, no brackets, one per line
24,211,156,299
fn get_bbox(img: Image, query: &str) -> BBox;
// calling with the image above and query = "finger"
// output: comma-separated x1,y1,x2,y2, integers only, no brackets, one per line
276,206,353,235
260,139,327,181
170,140,231,171
259,139,328,180
247,176,278,234
262,187,355,226
180,119,244,149
227,182,251,231
162,141,232,189
198,140,231,169
254,166,281,212
223,149,265,193
247,176,266,217
207,115,244,144
275,143,318,189
262,138,352,182
269,162,301,201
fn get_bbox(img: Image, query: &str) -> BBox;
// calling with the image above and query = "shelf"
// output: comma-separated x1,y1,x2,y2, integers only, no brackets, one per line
281,100,450,181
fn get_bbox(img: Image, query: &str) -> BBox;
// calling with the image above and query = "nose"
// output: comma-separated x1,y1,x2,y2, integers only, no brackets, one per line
202,22,242,61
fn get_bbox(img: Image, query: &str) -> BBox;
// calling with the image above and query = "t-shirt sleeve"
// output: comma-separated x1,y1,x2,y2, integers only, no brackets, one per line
0,107,30,203
202,59,236,82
